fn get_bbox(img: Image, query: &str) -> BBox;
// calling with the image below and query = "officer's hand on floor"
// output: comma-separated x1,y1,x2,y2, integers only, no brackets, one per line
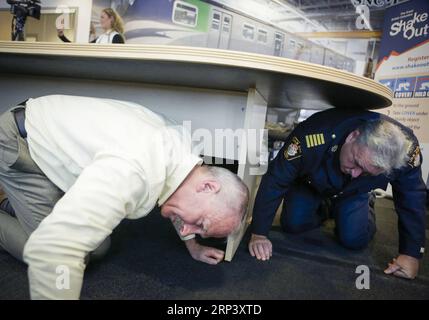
185,238,224,265
384,254,419,279
249,234,272,261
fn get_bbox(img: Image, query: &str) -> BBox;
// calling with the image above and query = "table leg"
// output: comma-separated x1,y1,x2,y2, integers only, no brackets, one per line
225,88,267,261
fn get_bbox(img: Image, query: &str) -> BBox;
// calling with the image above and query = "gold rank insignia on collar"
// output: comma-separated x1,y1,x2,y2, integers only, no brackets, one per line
305,133,325,148
284,136,302,161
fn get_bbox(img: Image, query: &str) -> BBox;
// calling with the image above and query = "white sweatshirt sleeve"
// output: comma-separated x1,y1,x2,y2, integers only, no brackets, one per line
23,153,148,300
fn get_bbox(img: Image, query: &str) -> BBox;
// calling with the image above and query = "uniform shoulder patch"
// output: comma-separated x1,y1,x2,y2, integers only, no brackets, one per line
284,136,302,161
408,144,421,168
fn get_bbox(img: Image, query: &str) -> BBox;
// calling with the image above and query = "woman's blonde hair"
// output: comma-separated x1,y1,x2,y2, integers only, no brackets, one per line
102,8,125,35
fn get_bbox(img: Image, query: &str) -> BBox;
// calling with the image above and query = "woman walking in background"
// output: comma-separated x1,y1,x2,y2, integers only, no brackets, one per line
58,8,125,44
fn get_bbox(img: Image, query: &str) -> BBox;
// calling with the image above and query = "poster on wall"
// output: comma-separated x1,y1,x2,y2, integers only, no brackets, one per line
97,0,212,46
90,0,355,71
375,0,429,185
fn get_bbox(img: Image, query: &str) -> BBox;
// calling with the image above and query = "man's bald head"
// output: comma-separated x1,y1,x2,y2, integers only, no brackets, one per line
161,165,249,239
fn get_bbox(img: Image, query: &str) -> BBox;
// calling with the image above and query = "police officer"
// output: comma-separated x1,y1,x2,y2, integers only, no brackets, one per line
249,108,426,279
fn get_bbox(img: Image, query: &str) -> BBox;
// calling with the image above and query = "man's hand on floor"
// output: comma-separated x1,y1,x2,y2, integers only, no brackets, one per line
384,254,419,279
185,238,224,265
249,233,272,261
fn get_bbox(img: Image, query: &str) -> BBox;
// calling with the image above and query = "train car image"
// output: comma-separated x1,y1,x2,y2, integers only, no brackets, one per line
111,0,355,72
116,0,209,48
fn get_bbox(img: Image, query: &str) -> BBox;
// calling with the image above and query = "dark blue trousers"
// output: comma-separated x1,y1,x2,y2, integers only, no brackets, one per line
280,184,376,250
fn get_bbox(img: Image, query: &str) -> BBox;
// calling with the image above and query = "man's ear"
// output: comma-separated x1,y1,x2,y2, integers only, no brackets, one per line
345,130,360,143
197,179,221,194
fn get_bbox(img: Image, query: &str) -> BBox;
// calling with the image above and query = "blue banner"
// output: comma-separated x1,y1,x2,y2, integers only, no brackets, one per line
378,0,429,64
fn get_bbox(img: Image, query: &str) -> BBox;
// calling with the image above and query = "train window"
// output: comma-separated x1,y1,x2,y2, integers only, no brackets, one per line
289,39,296,48
242,24,255,40
172,0,198,27
257,29,268,43
223,16,231,33
274,32,284,55
211,12,221,30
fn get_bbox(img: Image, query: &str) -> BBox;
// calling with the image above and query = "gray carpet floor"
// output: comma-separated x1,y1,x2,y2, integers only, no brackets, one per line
1,198,428,300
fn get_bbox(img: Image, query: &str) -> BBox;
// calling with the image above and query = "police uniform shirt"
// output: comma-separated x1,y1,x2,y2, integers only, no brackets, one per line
22,95,202,299
252,108,426,259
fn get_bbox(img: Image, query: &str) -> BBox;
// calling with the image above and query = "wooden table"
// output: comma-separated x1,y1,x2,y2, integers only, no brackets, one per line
0,42,392,260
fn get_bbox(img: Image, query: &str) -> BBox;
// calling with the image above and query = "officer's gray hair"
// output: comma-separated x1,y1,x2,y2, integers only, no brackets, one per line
355,120,412,175
204,166,249,233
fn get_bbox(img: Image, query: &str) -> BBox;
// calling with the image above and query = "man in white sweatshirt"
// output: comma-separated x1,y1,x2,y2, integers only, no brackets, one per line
0,95,249,299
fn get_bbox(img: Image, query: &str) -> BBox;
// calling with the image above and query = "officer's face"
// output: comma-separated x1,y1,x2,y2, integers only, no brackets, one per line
339,130,384,178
